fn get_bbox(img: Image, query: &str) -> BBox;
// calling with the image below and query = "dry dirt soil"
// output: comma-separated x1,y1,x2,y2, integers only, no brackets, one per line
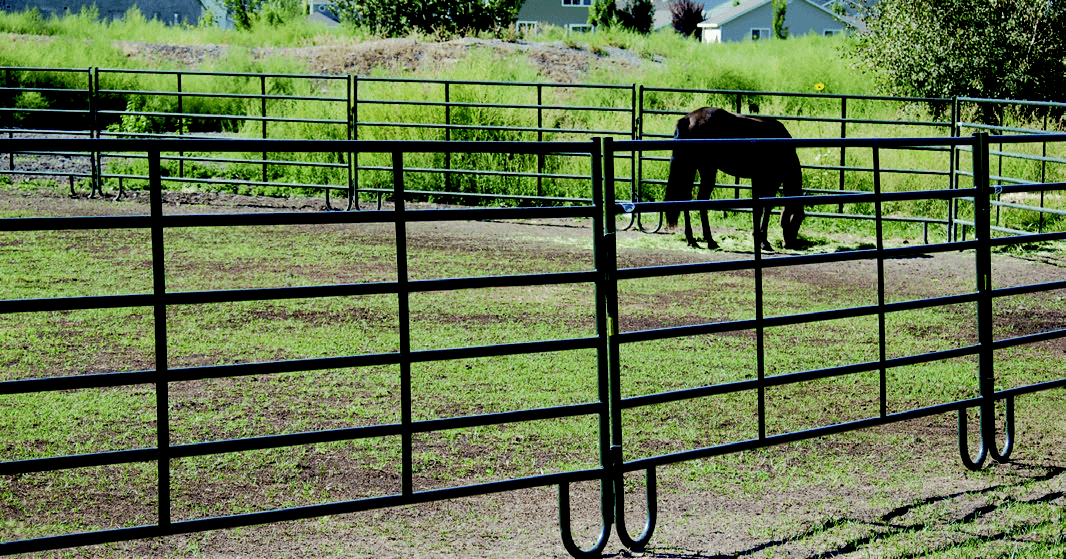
7,33,660,83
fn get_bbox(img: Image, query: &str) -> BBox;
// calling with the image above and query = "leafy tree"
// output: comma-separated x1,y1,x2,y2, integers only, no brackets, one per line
587,0,618,28
618,0,654,33
333,0,523,37
771,0,788,39
224,0,258,30
223,0,302,30
670,0,706,38
847,0,1066,122
589,0,654,33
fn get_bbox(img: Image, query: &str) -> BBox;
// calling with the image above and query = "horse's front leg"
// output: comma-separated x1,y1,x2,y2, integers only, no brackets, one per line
683,210,700,248
754,180,774,252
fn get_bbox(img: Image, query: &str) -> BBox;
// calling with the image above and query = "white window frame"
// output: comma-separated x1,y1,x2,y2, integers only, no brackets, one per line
562,0,592,6
823,28,843,36
517,20,538,34
567,23,594,33
750,28,771,40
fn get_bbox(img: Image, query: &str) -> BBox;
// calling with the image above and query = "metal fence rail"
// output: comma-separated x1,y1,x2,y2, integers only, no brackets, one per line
0,136,611,556
3,69,1066,239
1,134,1065,558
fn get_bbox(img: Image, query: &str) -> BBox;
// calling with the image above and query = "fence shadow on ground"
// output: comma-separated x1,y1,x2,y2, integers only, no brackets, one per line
638,461,1066,559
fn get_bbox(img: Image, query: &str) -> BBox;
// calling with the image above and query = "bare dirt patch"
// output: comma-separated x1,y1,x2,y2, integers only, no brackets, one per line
6,33,657,83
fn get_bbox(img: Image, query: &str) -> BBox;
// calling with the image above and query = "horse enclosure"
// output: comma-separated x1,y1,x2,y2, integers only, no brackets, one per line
3,67,1066,237
1,130,1065,556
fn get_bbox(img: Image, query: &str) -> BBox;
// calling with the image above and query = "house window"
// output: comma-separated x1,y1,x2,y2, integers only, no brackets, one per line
562,0,592,6
517,20,538,34
823,29,843,36
750,28,771,40
567,23,594,33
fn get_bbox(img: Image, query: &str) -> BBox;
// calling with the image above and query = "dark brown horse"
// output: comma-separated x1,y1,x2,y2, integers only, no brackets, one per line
665,107,805,251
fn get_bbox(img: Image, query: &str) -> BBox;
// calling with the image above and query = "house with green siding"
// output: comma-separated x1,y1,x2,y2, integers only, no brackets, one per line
698,0,858,42
0,0,204,24
516,0,684,33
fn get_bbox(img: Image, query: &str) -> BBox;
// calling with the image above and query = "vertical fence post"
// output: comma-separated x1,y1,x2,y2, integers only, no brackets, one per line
601,135,620,487
350,75,360,211
89,67,101,198
753,165,766,441
558,136,609,559
597,135,616,526
838,97,847,213
602,139,657,553
995,131,1003,228
392,150,412,496
955,95,963,242
1040,110,1048,234
536,84,544,200
149,149,172,528
444,82,452,193
559,137,613,559
260,75,268,184
873,143,887,418
628,84,637,206
344,75,355,210
6,68,12,173
177,73,185,181
635,84,644,206
972,131,997,455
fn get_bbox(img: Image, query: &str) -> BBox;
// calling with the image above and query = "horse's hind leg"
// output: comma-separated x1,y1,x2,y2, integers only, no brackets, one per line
697,170,719,249
699,208,717,249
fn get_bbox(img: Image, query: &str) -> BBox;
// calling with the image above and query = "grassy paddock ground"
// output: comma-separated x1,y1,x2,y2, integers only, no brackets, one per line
1,183,1064,558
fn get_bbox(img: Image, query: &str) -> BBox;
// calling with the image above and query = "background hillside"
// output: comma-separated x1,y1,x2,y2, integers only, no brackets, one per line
0,8,871,93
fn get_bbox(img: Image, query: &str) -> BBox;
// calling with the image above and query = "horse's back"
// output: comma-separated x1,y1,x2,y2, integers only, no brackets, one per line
676,107,791,140
675,107,797,181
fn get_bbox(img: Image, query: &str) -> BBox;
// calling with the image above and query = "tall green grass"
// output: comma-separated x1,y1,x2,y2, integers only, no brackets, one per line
0,4,363,48
1,9,1064,233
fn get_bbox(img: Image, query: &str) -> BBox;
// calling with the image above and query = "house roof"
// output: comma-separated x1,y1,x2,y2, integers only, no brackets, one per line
702,0,859,28
703,0,769,26
307,11,340,27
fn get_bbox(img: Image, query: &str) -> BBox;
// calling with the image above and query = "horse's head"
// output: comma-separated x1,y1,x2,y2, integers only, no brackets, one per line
664,155,691,228
780,203,806,249
664,117,697,228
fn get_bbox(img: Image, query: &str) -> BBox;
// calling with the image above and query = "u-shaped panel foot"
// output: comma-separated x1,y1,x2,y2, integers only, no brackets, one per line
637,212,664,234
990,395,1015,463
958,406,988,471
959,397,1016,471
559,482,611,559
615,467,658,552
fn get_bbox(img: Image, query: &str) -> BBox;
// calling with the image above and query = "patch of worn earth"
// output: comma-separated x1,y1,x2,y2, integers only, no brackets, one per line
4,33,660,82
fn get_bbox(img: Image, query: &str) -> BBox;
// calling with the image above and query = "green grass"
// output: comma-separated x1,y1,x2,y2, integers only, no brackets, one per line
2,11,1063,234
4,190,1063,558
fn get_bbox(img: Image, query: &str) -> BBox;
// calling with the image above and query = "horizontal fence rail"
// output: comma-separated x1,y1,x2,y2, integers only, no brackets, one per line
1,132,1065,557
4,68,1065,236
0,137,612,556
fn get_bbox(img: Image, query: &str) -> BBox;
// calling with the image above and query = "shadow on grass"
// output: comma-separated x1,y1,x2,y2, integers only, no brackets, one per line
638,461,1066,559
